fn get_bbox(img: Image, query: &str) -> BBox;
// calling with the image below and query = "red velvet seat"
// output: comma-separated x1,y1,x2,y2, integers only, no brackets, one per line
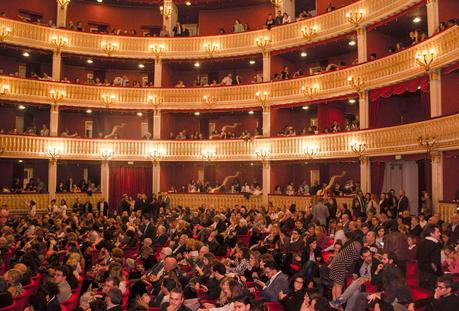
13,291,29,311
237,234,250,247
2,249,13,269
122,289,129,309
91,250,101,266
148,308,160,311
322,251,332,263
264,302,284,311
0,302,16,311
61,292,79,311
124,245,140,258
410,287,431,300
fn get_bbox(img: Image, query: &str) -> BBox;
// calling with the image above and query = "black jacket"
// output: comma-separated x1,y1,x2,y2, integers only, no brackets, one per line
417,238,442,275
280,289,306,311
414,294,459,311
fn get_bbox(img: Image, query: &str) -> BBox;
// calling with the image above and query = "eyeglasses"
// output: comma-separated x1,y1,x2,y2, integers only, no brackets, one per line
436,285,447,289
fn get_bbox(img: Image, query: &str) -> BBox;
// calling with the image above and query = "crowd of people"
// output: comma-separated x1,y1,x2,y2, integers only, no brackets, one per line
276,119,360,137
167,128,261,141
0,185,457,311
273,179,359,197
168,179,263,196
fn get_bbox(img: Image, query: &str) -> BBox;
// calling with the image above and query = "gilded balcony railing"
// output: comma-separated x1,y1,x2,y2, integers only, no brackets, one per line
438,201,458,223
1,113,459,162
0,0,422,59
0,26,458,110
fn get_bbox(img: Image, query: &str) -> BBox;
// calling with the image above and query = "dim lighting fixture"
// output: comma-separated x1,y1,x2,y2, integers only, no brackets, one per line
159,5,174,19
101,42,119,56
303,145,319,159
86,109,92,114
202,149,217,161
185,1,192,5
0,84,10,96
302,105,309,110
249,60,256,65
301,26,318,41
22,52,30,57
0,26,12,42
301,84,319,99
18,160,23,163
348,99,357,104
415,49,435,71
137,112,143,116
138,64,145,69
350,141,367,158
87,59,93,64
97,0,103,3
46,146,63,163
348,40,356,46
248,110,254,115
50,35,69,53
194,62,200,68
203,42,219,57
255,36,271,51
345,9,364,27
18,104,26,110
150,44,166,63
300,52,307,57
413,17,421,23
57,0,71,9
194,112,200,116
347,76,364,92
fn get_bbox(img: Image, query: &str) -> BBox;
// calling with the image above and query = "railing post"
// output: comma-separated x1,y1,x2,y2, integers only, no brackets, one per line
359,90,369,129
262,51,271,82
262,106,271,137
152,162,161,195
154,60,162,88
426,0,440,36
431,151,443,212
50,105,59,136
52,52,62,81
48,159,57,199
262,161,271,207
360,156,371,193
429,70,442,118
357,27,368,63
101,161,110,207
153,109,161,140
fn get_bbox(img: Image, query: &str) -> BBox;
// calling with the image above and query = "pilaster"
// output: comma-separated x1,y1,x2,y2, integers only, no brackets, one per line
50,105,59,136
162,0,178,36
360,156,371,193
52,52,62,81
154,60,162,88
153,109,161,140
262,107,271,137
431,151,443,211
262,161,271,207
426,0,440,36
101,161,110,204
358,90,369,129
152,162,161,195
56,0,69,28
262,52,271,82
48,160,57,199
357,27,367,63
429,70,442,118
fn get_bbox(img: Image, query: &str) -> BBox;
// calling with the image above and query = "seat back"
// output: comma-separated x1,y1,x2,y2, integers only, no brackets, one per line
61,292,79,311
237,235,250,247
91,250,101,266
2,250,13,269
0,301,16,311
13,291,29,311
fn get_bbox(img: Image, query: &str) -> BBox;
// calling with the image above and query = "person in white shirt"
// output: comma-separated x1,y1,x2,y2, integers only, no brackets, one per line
220,74,233,86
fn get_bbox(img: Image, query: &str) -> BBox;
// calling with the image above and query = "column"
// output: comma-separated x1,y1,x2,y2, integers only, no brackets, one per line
429,70,442,117
426,0,440,36
100,161,110,203
357,27,367,63
262,161,271,207
154,60,162,88
358,91,369,129
50,106,59,136
162,0,178,36
153,110,161,140
52,52,62,81
262,52,271,82
360,157,371,193
56,0,68,28
152,162,161,195
279,0,295,20
262,107,271,137
431,151,443,211
48,160,57,199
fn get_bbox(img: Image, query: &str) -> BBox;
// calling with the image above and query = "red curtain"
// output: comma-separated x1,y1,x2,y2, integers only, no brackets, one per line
109,166,152,214
369,76,430,128
443,62,459,75
317,103,345,132
370,161,386,196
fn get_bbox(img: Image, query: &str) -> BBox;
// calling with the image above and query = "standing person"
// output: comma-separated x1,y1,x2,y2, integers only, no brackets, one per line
274,10,283,25
352,191,366,219
383,220,409,275
266,13,275,30
97,197,109,216
417,224,443,291
397,189,409,215
312,197,330,226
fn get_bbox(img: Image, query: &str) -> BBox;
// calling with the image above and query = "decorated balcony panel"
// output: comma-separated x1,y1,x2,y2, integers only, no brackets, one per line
0,26,457,110
0,0,423,59
0,113,458,162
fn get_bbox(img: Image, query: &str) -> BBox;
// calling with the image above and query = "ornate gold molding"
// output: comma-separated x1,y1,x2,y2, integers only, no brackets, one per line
0,0,423,59
0,26,457,111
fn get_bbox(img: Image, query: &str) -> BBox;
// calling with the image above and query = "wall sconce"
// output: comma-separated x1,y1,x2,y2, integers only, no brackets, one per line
350,140,367,158
255,147,270,167
202,95,216,107
50,35,69,53
0,84,10,96
148,95,162,111
57,0,71,9
148,148,164,164
202,149,216,161
415,49,435,71
301,26,318,41
101,94,116,107
255,36,271,52
0,25,12,42
159,5,174,19
303,145,319,159
256,91,269,111
270,0,281,8
347,76,364,92
46,145,63,163
99,148,114,161
150,44,166,63
418,135,437,153
203,43,219,57
49,89,66,105
101,42,119,56
346,9,364,27
301,84,319,100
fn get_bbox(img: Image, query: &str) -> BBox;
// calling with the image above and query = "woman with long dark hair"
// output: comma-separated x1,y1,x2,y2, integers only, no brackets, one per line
279,274,306,311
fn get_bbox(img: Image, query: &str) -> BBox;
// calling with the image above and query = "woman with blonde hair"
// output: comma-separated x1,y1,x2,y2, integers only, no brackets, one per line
4,268,24,297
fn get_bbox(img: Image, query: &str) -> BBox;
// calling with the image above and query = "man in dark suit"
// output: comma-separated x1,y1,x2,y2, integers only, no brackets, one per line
140,213,156,242
352,191,366,218
417,224,443,291
65,177,74,192
408,274,459,311
72,198,83,214
160,288,192,311
96,197,109,216
82,198,93,215
448,213,459,245
105,287,123,311
397,189,409,215
251,260,288,302
119,194,131,215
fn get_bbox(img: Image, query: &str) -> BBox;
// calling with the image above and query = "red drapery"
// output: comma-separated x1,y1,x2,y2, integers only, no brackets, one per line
317,103,345,132
109,166,152,214
369,76,430,128
443,62,459,75
371,161,386,196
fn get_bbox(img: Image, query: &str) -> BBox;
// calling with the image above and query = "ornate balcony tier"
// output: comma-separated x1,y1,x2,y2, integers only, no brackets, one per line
0,26,458,110
0,0,422,59
1,113,459,162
